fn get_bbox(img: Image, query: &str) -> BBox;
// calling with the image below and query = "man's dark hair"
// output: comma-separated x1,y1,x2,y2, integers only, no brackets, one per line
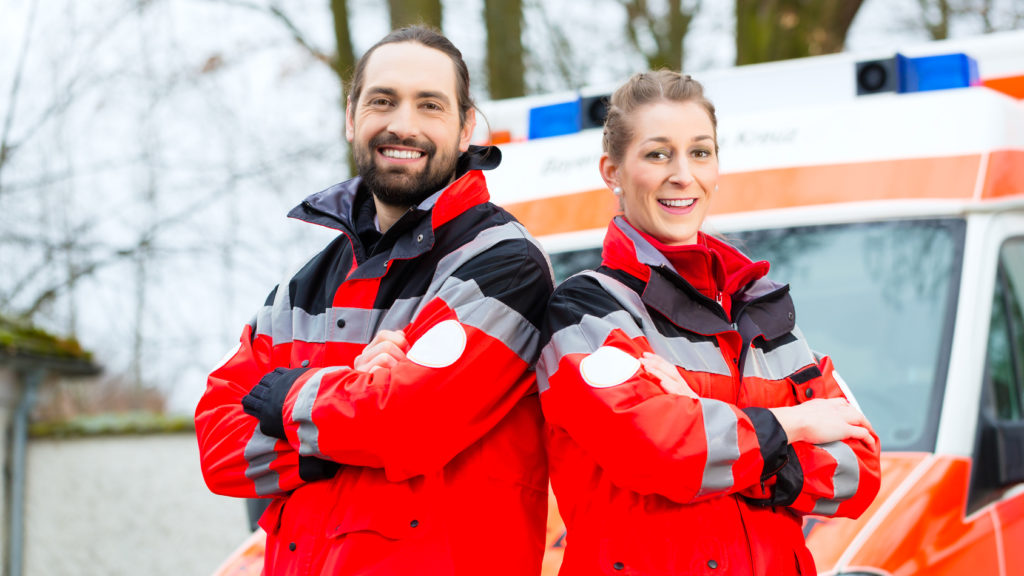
348,26,475,127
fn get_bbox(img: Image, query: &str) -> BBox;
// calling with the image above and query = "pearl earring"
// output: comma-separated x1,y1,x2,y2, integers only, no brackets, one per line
613,186,623,196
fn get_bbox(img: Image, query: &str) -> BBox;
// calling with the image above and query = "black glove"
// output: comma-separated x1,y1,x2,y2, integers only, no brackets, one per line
242,367,301,440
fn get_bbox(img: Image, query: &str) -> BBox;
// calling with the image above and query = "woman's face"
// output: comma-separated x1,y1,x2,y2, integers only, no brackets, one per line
601,100,719,246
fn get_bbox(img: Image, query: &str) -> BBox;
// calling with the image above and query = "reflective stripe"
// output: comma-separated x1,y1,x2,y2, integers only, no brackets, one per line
433,222,541,286
255,305,274,339
811,440,860,515
614,218,672,269
292,366,346,457
271,281,294,345
377,297,423,331
697,399,740,497
661,335,732,377
292,308,327,344
438,276,540,363
253,222,543,347
742,325,817,380
244,427,283,496
576,271,732,376
254,299,423,345
537,310,643,392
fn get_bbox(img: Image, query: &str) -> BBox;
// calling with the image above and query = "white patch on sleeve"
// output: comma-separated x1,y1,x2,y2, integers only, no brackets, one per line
212,342,242,372
832,369,863,414
580,346,641,388
407,320,467,369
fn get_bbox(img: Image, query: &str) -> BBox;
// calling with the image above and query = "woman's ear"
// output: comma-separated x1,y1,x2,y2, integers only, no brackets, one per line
599,153,619,191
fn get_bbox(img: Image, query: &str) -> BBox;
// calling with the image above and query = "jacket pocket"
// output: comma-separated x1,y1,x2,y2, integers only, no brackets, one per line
324,466,426,541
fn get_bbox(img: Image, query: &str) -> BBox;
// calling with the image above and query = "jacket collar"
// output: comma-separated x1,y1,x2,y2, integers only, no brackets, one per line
286,145,501,234
602,217,793,339
286,146,500,279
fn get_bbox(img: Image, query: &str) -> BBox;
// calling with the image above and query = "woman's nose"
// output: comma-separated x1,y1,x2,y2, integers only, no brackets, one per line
668,158,694,187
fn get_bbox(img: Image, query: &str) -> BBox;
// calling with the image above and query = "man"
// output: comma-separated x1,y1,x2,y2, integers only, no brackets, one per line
195,27,553,575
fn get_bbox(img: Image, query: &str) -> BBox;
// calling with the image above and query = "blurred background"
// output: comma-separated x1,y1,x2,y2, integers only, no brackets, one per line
0,1,1021,574
2,0,1022,417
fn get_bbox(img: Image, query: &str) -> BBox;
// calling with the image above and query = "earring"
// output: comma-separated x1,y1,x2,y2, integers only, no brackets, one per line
613,186,623,196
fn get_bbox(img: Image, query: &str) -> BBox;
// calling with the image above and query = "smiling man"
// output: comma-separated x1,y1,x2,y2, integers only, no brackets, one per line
195,27,553,575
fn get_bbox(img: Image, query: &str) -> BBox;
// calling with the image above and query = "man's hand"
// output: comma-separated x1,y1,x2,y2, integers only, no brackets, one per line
241,368,292,439
353,330,409,374
640,352,699,398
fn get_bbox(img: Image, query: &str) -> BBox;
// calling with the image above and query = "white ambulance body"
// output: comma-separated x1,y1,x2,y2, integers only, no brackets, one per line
211,31,1024,576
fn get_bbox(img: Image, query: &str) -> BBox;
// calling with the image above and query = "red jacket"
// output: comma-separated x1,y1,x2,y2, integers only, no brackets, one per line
195,148,554,575
538,217,881,576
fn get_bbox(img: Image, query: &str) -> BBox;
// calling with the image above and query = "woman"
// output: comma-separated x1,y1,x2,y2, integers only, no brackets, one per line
537,70,881,575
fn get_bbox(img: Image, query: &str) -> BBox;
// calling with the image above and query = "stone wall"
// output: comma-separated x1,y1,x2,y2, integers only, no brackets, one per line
23,433,250,576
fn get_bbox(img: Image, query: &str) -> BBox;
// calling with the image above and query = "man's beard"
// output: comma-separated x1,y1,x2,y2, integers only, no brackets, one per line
354,132,461,208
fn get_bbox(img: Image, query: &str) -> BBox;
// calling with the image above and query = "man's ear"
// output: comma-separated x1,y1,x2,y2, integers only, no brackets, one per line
458,107,477,152
345,97,355,143
599,153,619,191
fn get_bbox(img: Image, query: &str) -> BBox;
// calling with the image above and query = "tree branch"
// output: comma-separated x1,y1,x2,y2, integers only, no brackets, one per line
204,0,336,72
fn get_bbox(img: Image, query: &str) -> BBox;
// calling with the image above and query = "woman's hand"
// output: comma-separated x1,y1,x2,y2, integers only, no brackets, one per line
770,398,875,445
640,352,698,398
353,330,409,374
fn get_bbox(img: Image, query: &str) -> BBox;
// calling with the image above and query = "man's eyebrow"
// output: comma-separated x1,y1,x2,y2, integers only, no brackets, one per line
417,90,451,105
363,87,451,106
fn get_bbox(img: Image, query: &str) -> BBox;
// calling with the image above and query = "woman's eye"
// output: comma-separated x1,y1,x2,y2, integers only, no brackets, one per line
692,149,712,159
646,150,669,160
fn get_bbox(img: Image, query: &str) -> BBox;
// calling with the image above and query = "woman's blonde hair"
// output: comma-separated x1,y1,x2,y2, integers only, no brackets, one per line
602,70,717,163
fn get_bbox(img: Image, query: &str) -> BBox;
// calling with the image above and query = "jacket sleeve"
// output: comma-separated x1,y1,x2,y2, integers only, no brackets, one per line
745,355,882,519
195,286,326,499
264,240,553,483
537,277,785,504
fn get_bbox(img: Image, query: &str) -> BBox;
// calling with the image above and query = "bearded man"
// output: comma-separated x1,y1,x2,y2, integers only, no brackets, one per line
195,26,552,576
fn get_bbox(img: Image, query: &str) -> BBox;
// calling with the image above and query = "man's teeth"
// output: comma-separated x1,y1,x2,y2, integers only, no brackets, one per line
660,199,696,207
381,148,424,159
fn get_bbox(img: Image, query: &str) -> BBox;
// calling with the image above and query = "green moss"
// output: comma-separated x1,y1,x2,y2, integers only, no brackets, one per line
29,411,194,438
0,315,93,361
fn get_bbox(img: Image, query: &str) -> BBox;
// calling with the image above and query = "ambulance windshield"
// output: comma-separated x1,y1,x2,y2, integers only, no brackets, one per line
548,218,966,452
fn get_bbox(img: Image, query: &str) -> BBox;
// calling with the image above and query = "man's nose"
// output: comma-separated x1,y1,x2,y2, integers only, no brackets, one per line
387,102,420,140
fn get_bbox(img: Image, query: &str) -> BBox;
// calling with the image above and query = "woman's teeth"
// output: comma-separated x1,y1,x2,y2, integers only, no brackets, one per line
659,199,696,207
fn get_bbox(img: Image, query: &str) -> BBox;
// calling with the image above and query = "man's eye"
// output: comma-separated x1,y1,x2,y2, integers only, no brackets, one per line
369,98,392,107
422,102,442,111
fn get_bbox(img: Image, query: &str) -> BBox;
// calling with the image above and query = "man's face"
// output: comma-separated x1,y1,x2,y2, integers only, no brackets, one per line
346,42,475,207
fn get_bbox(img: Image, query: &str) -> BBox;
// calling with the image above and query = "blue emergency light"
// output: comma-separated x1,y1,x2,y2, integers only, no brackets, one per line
855,52,979,96
900,53,979,92
526,93,611,140
528,99,581,139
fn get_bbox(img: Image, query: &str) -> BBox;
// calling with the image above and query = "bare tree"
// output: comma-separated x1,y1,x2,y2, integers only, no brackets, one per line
388,0,443,29
917,0,954,39
912,0,1024,39
484,0,526,98
735,0,865,65
621,0,701,72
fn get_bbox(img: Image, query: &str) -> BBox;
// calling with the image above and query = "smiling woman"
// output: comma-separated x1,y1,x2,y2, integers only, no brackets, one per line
536,70,882,576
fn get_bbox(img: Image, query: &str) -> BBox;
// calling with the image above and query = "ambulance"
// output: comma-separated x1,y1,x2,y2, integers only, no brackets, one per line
211,31,1024,576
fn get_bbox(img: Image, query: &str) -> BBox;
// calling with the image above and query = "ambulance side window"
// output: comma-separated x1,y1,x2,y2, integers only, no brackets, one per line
549,248,602,285
986,239,1024,421
972,237,1024,510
